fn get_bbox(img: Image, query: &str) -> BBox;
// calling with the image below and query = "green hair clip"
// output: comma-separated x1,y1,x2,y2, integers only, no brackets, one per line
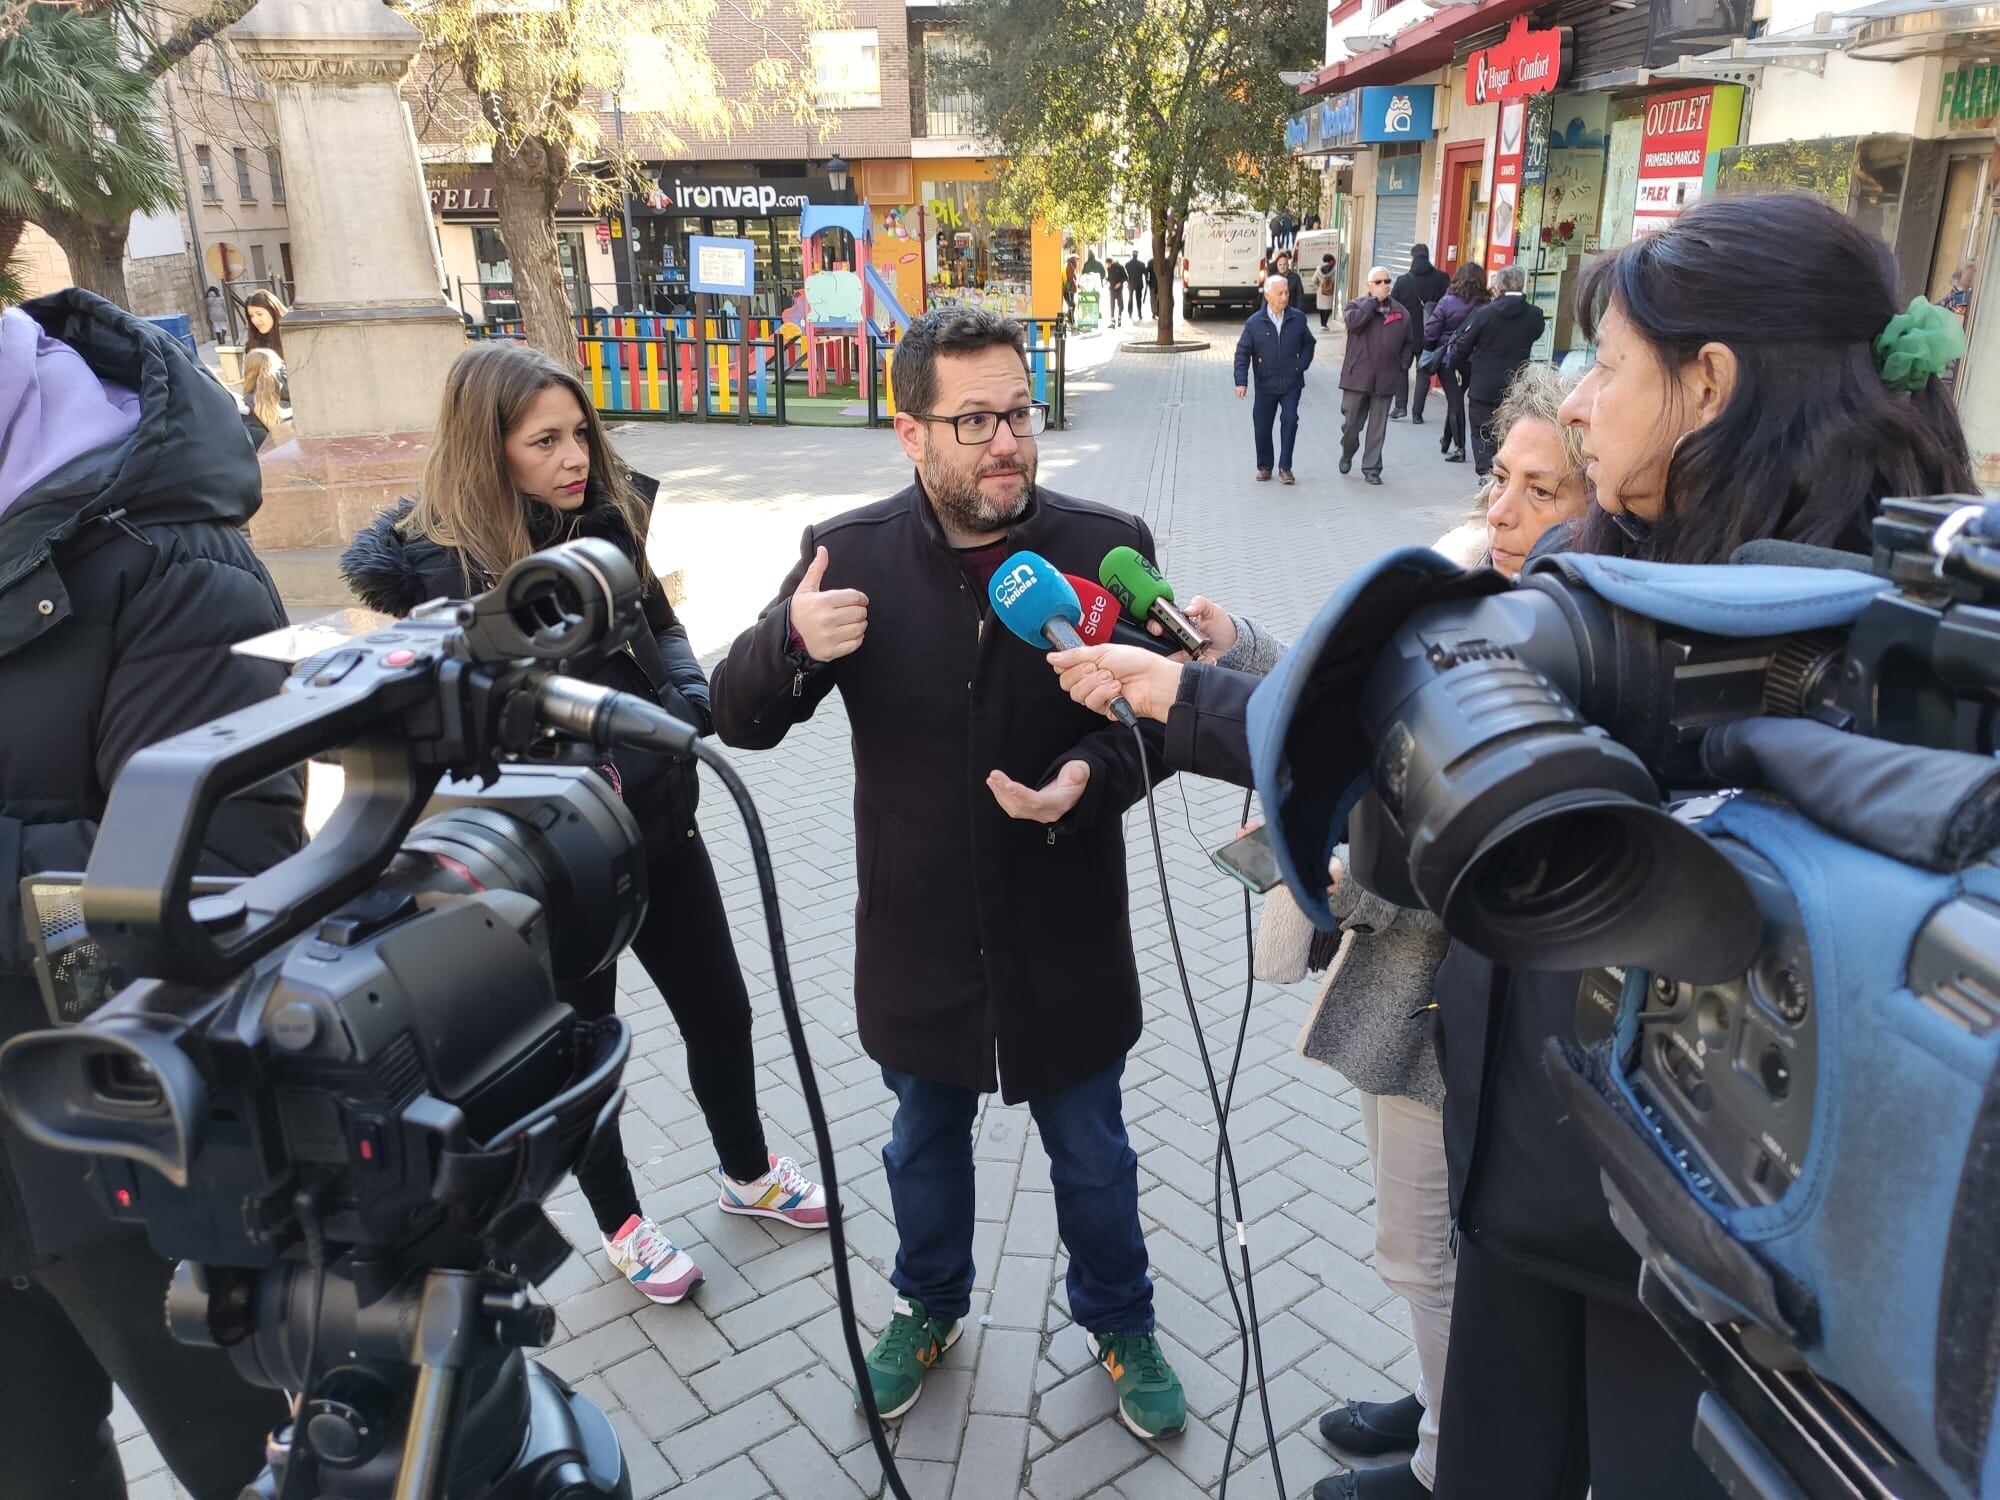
1873,297,1966,394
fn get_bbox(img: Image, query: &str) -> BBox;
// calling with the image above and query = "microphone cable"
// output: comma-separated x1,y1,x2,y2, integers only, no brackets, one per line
690,738,915,1500
1129,726,1286,1500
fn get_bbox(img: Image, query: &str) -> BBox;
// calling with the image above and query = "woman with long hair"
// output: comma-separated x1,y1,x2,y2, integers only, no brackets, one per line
1425,263,1486,464
242,289,285,360
238,347,292,451
341,342,827,1309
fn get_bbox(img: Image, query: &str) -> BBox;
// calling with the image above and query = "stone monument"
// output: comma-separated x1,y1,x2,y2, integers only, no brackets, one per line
229,0,467,558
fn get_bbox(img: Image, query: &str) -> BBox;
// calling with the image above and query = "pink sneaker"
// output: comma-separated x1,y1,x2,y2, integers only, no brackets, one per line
603,1215,703,1303
717,1154,829,1229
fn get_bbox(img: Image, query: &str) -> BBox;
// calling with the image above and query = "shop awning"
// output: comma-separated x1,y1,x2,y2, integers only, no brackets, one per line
1840,1,2000,60
1300,0,1545,96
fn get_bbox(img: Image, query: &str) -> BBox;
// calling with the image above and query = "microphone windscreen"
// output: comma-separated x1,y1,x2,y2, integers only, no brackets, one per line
989,551,1081,647
1099,545,1174,618
1064,573,1123,645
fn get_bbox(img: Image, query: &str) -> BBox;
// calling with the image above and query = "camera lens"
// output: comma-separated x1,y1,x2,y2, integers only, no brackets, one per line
1470,810,1630,919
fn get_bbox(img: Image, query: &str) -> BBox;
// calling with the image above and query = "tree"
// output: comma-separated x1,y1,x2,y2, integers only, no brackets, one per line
401,0,841,367
1,0,260,306
944,0,1319,345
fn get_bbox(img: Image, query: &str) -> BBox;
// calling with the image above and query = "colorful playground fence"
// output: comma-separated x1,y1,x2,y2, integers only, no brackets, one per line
469,313,1068,429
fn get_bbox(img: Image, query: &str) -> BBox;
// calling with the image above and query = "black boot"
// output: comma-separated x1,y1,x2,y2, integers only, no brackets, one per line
1319,1393,1422,1456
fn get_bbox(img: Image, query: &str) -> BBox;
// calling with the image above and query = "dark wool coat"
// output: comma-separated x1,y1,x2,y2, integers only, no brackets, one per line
339,481,711,846
1340,295,1419,395
1453,293,1549,405
709,482,1168,1102
0,290,304,1274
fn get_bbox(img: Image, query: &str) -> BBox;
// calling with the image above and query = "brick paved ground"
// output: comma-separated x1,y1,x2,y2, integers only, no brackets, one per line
123,323,1475,1498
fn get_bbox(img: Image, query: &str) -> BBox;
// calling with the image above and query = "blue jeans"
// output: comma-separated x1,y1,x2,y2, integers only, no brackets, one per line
880,1060,1153,1334
1252,385,1302,472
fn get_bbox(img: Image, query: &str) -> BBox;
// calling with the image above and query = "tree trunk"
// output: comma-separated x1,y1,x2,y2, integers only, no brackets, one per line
0,208,26,304
492,134,580,373
39,204,131,306
1152,201,1177,345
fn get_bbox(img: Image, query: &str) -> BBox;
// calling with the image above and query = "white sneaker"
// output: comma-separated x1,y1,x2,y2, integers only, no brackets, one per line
603,1214,703,1303
717,1153,830,1229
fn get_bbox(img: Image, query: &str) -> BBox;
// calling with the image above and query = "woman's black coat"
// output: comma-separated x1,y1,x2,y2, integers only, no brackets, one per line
0,290,305,1273
339,480,710,845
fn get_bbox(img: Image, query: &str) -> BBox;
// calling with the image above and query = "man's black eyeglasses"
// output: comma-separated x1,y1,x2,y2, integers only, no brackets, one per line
906,403,1050,445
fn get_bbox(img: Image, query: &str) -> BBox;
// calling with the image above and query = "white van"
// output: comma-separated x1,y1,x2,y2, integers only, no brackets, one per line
1291,228,1345,302
1179,211,1266,321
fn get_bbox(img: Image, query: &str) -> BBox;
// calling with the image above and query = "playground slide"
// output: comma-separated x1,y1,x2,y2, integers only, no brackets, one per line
863,264,914,333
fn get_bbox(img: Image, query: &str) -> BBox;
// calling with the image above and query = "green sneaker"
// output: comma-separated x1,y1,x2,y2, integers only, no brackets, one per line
859,1296,961,1420
1090,1329,1187,1439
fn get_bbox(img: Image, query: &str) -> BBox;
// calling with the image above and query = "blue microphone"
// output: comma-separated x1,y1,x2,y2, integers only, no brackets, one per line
988,551,1138,726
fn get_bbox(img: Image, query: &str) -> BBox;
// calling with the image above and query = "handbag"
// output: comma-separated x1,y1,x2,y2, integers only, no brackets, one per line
1416,345,1445,375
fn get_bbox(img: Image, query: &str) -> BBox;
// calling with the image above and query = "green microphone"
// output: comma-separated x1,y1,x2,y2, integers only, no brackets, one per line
1098,545,1210,656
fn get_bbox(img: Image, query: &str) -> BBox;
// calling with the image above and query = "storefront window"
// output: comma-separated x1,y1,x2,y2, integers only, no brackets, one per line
1852,135,1910,249
467,226,588,321
629,213,804,316
922,179,1032,317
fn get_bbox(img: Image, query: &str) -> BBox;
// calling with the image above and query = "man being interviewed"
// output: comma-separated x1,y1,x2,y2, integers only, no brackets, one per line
711,309,1186,1440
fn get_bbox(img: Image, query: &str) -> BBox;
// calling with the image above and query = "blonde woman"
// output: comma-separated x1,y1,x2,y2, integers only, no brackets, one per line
239,348,293,451
1037,362,1590,1499
340,342,826,1311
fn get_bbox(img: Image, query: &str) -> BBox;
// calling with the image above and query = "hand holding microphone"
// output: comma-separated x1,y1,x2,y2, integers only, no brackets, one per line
1100,546,1211,656
1046,643,1184,724
988,551,1137,726
790,545,869,662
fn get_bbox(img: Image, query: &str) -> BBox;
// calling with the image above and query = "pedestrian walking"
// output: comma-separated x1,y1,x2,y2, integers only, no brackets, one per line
710,308,1188,1441
1106,256,1127,328
1451,262,1545,476
242,289,285,360
1272,250,1308,316
1313,255,1339,331
1063,253,1079,325
1426,263,1487,464
1390,244,1449,421
343,341,829,1317
204,283,228,344
1125,251,1148,321
1338,267,1415,485
1233,272,1316,484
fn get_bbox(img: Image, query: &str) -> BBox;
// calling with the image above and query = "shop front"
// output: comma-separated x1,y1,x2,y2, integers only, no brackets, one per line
916,158,1063,321
624,168,838,319
426,168,616,323
1318,84,1441,299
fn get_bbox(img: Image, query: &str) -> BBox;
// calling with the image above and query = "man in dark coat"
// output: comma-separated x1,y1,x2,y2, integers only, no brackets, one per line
1232,271,1317,484
1105,255,1127,328
1390,244,1449,421
1125,251,1148,320
0,290,302,1497
711,308,1187,1440
1452,262,1547,476
1339,266,1417,484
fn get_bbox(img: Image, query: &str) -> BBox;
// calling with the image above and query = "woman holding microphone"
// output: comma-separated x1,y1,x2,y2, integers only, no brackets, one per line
1043,193,1973,1498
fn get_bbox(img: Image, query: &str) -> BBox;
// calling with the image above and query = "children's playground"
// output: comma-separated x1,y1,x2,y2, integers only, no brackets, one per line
471,205,1067,428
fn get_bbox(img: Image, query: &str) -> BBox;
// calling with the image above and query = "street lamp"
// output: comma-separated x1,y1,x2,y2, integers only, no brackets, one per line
827,155,850,197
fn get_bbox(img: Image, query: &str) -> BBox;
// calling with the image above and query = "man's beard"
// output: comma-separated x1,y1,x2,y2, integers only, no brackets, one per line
921,450,1035,534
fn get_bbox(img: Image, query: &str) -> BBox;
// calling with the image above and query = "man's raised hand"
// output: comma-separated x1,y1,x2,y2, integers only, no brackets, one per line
790,545,869,662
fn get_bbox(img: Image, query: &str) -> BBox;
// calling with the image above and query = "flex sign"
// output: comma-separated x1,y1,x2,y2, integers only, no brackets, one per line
1465,17,1564,106
1359,86,1434,142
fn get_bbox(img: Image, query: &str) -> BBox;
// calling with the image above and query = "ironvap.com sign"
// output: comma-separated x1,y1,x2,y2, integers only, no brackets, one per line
646,175,831,216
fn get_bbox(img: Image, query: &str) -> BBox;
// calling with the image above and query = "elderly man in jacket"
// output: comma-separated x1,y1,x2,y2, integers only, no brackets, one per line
711,308,1187,1441
0,291,303,1499
1339,267,1417,486
1233,271,1317,484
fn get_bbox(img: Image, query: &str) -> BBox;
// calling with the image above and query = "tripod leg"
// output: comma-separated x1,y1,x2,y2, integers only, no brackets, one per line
392,1361,461,1500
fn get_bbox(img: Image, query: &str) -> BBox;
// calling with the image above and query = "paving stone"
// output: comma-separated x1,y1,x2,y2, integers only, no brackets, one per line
1001,1190,1059,1257
777,1365,872,1455
1026,1416,1146,1500
541,1315,650,1383
895,1366,974,1462
693,1330,817,1410
637,1297,734,1377
753,1426,866,1499
716,1277,836,1349
969,1326,1040,1417
660,1391,794,1478
601,1347,705,1441
604,1409,680,1499
985,1254,1054,1330
557,1274,651,1337
949,1413,1031,1500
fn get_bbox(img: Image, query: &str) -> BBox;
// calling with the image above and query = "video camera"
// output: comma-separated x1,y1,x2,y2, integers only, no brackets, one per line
1248,497,2000,1500
0,539,704,1500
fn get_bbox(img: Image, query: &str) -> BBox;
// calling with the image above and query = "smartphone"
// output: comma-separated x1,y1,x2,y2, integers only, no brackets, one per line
1210,825,1282,894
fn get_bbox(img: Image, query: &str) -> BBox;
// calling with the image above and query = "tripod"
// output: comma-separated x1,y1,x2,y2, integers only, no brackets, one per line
169,1256,629,1500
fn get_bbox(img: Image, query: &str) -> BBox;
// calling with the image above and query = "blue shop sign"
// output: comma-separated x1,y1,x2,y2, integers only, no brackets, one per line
1322,93,1358,144
1286,114,1311,151
1359,86,1435,142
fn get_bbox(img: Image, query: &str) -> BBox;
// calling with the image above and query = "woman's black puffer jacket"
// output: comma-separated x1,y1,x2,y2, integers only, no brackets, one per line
339,476,711,844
